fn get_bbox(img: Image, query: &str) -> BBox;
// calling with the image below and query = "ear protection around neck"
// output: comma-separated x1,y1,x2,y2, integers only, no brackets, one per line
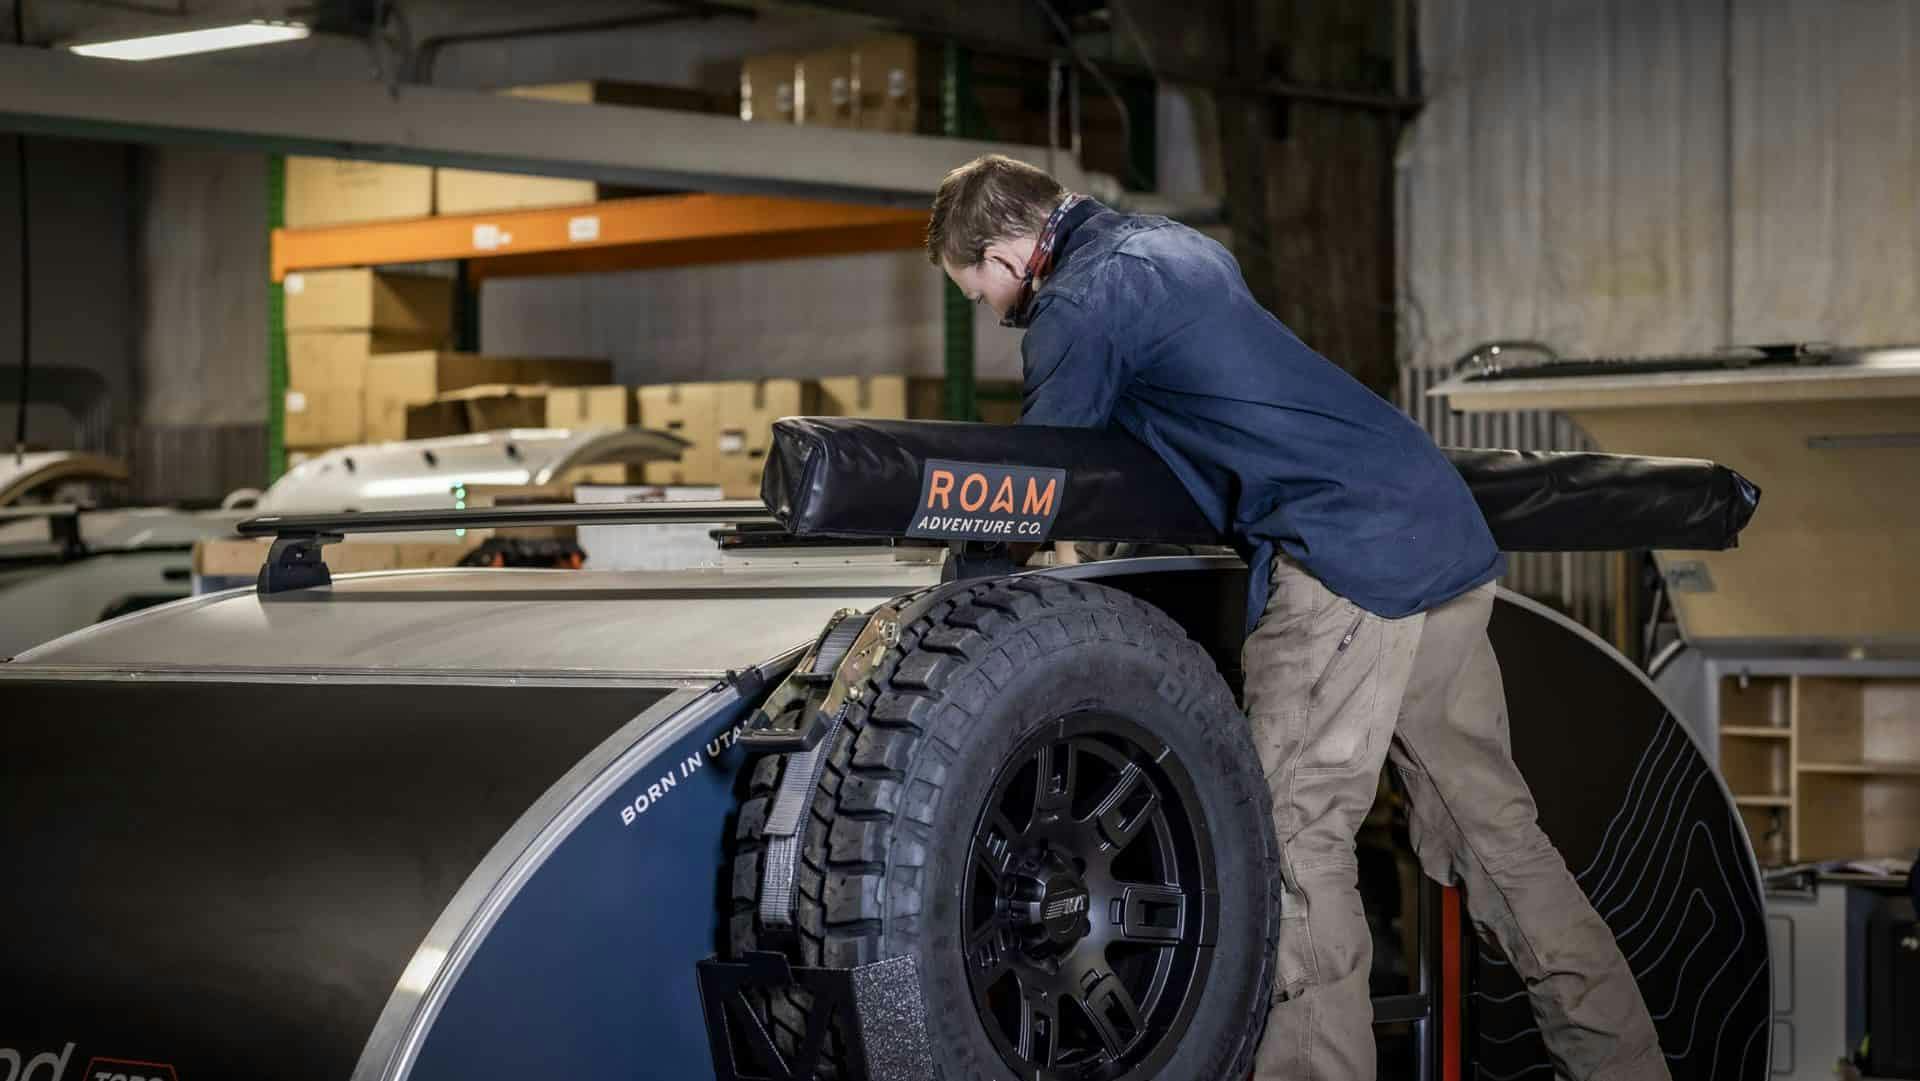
1001,194,1085,329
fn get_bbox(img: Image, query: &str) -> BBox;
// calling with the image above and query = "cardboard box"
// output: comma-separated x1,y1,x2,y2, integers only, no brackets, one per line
285,330,442,447
435,82,725,214
404,383,558,441
283,268,453,336
285,156,434,228
435,169,602,217
715,379,819,499
798,47,856,128
819,374,1020,424
365,353,610,442
546,385,636,430
283,389,364,449
447,384,551,432
903,376,1022,424
921,378,1029,424
403,398,470,440
977,385,1021,425
514,356,612,388
547,386,641,483
855,36,921,133
636,378,822,493
820,374,912,418
638,383,721,486
740,52,799,124
365,353,522,443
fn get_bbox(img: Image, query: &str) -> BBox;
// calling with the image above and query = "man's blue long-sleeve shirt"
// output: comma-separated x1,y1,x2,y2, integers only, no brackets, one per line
1020,200,1503,632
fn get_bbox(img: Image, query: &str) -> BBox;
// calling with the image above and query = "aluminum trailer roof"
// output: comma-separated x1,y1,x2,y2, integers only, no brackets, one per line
3,562,946,682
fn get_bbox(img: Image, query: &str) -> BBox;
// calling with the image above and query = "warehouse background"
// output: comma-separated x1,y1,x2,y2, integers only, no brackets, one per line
1404,0,1920,369
10,0,1920,495
1,0,1409,505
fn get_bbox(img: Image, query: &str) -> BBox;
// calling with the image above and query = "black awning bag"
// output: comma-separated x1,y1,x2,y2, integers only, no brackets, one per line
762,417,1759,552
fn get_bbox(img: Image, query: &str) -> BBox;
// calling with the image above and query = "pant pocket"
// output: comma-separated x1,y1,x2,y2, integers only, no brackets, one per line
1300,611,1373,773
1273,854,1318,1000
1308,610,1366,701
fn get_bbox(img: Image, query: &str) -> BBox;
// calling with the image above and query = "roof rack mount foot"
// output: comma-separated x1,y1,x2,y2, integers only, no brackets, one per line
257,532,341,595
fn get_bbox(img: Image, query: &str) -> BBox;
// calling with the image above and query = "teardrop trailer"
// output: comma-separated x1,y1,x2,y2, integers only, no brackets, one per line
0,418,1770,1081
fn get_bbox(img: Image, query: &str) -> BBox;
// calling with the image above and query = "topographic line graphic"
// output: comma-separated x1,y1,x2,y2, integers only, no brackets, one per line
1473,723,1690,974
1631,888,1715,1012
1471,706,1766,1081
1574,722,1678,883
1474,1059,1555,1081
1605,769,1712,926
1476,1024,1546,1046
1588,725,1692,906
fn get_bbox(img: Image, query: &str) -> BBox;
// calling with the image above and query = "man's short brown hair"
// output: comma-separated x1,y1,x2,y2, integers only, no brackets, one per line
926,154,1066,268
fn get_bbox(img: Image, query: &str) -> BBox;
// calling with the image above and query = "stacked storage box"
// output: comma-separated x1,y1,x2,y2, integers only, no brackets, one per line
403,385,550,439
546,387,641,483
715,380,819,499
853,37,922,134
636,380,816,499
637,383,722,488
798,47,856,128
282,269,452,452
379,358,613,443
740,52,800,125
436,81,730,214
634,375,1021,499
404,384,636,483
284,158,435,228
820,374,1023,425
749,37,922,132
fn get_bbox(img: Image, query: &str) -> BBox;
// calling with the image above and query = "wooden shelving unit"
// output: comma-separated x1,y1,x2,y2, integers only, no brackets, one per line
1720,725,1790,739
271,193,930,282
1714,670,1920,866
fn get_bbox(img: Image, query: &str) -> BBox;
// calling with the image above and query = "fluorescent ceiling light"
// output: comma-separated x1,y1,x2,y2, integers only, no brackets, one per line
70,20,309,61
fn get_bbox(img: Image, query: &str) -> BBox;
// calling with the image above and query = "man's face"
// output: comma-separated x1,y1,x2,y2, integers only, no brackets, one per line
941,237,1037,322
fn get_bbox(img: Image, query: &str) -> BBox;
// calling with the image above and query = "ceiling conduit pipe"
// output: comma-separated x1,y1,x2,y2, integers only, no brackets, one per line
405,0,757,84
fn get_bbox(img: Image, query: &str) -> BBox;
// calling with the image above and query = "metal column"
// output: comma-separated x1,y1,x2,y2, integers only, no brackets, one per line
941,40,977,422
266,153,287,482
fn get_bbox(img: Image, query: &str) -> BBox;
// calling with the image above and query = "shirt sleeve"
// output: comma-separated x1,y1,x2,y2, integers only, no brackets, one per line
1019,296,1129,429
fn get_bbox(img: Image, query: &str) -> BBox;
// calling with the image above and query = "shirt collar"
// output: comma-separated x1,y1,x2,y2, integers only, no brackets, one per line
1048,197,1108,274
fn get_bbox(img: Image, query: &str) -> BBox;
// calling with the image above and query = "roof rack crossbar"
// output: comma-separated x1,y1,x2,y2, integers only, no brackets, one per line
238,500,781,595
0,502,82,523
237,500,776,539
0,502,85,559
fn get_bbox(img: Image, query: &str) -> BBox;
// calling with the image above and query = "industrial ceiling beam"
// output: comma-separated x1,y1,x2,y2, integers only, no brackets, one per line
779,0,1424,113
271,193,929,281
0,44,1090,205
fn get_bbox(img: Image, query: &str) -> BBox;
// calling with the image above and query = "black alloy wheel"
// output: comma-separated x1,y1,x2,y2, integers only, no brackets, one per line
964,714,1216,1079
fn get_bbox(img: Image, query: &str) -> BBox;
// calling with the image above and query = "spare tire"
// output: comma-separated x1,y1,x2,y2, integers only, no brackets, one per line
730,574,1280,1080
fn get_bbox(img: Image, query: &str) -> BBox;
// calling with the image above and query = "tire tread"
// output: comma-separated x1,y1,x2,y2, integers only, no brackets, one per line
728,575,1280,1079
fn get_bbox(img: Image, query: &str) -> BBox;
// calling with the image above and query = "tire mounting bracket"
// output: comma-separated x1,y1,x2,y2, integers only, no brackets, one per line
752,585,948,931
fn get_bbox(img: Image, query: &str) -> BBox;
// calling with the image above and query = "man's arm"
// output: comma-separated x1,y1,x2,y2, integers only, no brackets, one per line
1019,296,1130,429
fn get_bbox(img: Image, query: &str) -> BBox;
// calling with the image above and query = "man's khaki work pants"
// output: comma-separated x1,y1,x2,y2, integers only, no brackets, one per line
1246,557,1670,1081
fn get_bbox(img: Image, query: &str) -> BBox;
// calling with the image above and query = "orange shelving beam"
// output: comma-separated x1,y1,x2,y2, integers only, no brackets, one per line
271,193,930,282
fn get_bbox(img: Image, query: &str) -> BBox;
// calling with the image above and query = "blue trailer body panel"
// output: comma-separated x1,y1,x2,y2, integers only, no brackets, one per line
409,693,758,1081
